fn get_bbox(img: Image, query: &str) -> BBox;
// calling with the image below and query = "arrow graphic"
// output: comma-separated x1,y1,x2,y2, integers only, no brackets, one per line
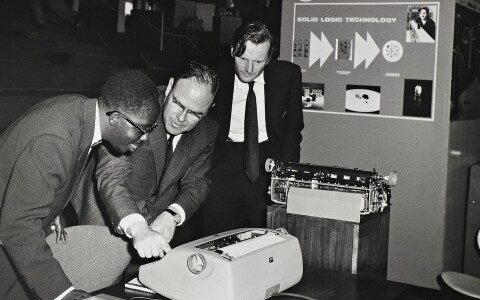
353,32,380,69
309,31,334,68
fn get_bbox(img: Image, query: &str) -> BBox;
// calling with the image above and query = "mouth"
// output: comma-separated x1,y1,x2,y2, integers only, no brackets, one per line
170,119,184,129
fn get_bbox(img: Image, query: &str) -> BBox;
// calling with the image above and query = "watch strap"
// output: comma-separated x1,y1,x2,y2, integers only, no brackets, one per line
164,208,181,224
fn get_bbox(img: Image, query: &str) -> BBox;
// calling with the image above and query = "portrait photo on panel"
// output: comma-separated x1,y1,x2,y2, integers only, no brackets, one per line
345,84,381,114
406,4,438,43
403,79,433,118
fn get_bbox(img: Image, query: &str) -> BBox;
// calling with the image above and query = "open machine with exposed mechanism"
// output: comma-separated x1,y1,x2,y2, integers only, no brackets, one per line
265,160,397,277
265,159,397,222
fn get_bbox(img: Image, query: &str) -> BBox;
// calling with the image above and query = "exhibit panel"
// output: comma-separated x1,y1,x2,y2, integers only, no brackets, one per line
280,0,456,289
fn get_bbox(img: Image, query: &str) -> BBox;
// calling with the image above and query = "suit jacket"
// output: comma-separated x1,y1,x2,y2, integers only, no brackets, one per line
73,101,218,231
212,59,304,164
416,17,436,40
0,95,96,299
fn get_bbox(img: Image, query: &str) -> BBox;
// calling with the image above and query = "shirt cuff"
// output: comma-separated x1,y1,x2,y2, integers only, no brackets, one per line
168,204,185,226
119,213,147,238
54,286,74,300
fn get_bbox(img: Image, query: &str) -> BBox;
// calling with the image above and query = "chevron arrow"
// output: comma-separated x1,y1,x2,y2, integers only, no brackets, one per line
353,32,380,69
309,31,334,68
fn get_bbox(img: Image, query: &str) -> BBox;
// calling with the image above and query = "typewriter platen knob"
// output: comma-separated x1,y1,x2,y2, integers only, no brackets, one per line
187,253,206,274
265,158,276,173
383,171,398,186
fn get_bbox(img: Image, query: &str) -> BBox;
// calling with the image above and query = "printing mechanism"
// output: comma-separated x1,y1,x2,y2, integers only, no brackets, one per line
265,159,397,215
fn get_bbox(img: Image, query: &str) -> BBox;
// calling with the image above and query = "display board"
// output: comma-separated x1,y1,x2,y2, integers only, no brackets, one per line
291,2,439,120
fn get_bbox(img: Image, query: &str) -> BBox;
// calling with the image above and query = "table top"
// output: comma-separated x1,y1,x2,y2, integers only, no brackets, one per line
93,266,443,300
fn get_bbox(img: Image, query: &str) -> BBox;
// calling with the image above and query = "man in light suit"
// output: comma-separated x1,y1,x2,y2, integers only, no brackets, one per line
201,21,304,235
0,70,160,300
74,61,219,259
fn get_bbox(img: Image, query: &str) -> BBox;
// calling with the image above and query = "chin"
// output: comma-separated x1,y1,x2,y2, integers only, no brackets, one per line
101,141,127,157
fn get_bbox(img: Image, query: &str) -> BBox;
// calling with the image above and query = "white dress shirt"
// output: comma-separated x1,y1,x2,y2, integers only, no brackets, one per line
228,72,269,143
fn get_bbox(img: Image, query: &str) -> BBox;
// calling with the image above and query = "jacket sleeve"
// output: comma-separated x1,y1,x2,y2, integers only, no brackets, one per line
281,63,304,163
94,145,140,233
0,136,73,300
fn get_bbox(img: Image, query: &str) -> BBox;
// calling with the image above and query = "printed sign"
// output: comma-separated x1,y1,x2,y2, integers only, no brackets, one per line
291,2,439,120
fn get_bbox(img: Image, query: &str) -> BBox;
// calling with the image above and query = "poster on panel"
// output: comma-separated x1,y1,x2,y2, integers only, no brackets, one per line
291,1,439,120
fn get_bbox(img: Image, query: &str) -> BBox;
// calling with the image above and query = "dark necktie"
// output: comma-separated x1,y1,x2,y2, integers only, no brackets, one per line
244,81,259,182
165,134,175,167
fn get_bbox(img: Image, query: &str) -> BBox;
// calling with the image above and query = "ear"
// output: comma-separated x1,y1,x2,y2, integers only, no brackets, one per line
108,112,119,126
165,78,174,99
230,46,234,58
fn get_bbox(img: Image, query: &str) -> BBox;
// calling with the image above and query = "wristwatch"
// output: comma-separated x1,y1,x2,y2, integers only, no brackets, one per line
165,208,181,225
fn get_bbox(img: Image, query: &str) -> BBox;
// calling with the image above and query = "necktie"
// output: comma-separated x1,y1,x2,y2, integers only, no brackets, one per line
244,81,259,182
165,134,175,168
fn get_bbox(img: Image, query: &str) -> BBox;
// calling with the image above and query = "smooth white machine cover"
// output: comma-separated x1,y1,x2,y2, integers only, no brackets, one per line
139,228,303,300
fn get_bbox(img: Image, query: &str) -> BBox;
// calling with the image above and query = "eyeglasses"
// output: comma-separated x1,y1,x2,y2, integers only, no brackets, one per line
106,111,158,136
171,97,204,120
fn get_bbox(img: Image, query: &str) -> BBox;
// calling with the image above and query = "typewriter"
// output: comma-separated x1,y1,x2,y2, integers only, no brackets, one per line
138,228,303,300
265,159,397,221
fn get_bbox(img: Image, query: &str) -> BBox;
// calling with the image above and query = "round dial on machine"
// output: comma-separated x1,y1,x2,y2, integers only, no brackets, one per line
187,253,206,274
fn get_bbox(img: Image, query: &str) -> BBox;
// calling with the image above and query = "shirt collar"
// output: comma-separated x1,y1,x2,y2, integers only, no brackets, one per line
234,71,265,88
91,101,102,147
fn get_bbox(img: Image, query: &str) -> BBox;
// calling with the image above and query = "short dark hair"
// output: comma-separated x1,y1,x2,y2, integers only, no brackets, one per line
99,69,159,118
174,60,219,96
420,6,429,15
231,21,274,60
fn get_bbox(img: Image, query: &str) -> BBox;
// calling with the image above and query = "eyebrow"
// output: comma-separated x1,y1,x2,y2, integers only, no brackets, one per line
173,96,205,116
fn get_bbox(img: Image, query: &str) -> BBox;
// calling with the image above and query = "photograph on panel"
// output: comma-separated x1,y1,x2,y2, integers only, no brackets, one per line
302,83,324,111
336,38,353,61
406,4,437,43
402,79,433,118
345,84,381,114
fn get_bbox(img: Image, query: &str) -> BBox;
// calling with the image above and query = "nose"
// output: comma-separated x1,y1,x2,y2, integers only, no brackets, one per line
245,61,253,74
177,109,188,122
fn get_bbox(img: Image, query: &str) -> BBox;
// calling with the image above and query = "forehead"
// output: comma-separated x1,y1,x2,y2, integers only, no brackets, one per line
171,78,213,111
240,40,270,61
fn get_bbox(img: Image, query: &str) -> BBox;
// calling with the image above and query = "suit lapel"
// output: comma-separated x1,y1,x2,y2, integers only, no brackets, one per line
264,64,276,139
151,126,167,188
157,131,195,193
217,66,236,141
65,98,96,210
151,103,168,190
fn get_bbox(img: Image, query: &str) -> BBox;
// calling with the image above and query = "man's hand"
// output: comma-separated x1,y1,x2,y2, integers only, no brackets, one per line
150,211,176,243
127,221,172,258
63,289,91,300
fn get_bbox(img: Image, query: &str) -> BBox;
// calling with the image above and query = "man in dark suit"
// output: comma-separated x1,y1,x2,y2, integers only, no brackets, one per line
0,70,160,300
74,61,219,259
201,21,304,235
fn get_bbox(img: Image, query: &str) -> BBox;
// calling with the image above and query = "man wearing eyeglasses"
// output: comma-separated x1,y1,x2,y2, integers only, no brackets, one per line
0,69,160,300
74,61,219,262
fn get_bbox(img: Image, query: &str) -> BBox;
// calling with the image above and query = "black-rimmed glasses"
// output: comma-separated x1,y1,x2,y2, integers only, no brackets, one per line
171,97,204,120
106,111,158,135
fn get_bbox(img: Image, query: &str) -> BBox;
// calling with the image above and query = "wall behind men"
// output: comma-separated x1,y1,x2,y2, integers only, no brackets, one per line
280,0,457,288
